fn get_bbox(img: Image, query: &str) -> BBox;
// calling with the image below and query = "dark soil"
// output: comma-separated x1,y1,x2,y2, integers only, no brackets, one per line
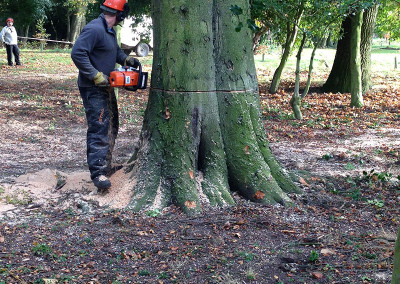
0,51,399,283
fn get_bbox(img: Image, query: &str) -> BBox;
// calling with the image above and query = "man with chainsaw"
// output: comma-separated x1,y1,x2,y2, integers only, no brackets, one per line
0,18,21,66
71,0,140,192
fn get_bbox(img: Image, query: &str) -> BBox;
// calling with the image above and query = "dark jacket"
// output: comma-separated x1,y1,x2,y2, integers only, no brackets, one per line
71,14,127,87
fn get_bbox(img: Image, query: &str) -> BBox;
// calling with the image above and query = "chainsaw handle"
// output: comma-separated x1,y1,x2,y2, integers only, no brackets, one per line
123,61,142,74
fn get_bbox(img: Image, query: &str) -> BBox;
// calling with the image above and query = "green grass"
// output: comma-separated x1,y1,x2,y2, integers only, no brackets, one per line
255,38,400,81
4,38,400,80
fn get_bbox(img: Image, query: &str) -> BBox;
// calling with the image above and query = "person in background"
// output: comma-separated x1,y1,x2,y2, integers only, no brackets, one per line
0,18,21,66
71,0,140,193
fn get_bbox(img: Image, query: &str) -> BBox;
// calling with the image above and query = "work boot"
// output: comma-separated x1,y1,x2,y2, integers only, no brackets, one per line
93,175,111,192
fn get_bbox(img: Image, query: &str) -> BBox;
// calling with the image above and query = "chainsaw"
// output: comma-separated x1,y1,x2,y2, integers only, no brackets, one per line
109,62,148,91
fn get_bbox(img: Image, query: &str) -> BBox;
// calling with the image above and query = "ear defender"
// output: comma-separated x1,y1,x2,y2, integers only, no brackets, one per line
117,3,130,22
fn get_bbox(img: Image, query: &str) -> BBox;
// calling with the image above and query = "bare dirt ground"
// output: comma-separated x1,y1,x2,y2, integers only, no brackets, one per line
0,52,400,283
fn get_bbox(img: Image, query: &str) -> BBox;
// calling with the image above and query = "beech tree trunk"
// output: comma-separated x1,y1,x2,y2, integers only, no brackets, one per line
322,17,352,93
127,0,299,214
323,5,378,95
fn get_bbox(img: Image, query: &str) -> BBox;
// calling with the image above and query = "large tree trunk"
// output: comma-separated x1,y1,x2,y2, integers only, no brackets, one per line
322,17,352,93
323,5,378,95
127,0,299,214
361,4,379,93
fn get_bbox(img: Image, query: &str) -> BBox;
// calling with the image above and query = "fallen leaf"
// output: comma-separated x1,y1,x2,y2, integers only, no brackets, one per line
185,200,197,209
245,145,250,154
163,106,171,120
312,271,323,279
299,177,309,186
254,190,265,200
321,248,336,256
189,170,194,179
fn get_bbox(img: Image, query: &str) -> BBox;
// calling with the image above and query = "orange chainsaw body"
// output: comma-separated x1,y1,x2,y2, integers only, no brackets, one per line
109,67,140,88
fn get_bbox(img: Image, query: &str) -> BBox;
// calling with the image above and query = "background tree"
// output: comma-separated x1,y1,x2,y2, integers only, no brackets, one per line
290,0,343,119
360,3,380,93
126,0,299,214
64,0,94,42
322,2,379,98
266,0,306,94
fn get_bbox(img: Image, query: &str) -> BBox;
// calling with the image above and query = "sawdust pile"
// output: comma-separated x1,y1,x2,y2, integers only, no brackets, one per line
0,168,135,214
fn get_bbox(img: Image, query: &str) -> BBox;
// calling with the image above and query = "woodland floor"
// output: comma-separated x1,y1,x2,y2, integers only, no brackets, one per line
0,51,400,283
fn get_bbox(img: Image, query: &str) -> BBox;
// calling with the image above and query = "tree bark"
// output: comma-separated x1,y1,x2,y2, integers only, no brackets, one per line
323,5,378,96
67,12,71,43
303,43,318,97
361,4,379,93
127,0,299,214
350,11,363,107
392,227,400,283
322,17,352,93
69,5,87,43
291,32,306,120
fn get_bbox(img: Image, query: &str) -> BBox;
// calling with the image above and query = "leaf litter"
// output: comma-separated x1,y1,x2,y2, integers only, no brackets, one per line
0,51,399,283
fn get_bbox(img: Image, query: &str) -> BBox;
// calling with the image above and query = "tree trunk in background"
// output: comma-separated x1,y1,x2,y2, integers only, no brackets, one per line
127,0,299,214
350,11,363,107
22,26,29,45
291,32,306,120
323,6,377,96
326,31,334,48
67,12,71,42
269,2,305,94
322,17,352,93
252,26,268,51
69,5,87,42
361,4,379,93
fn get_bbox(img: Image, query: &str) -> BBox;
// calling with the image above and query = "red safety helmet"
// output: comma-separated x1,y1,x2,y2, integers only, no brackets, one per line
101,0,126,12
6,18,13,23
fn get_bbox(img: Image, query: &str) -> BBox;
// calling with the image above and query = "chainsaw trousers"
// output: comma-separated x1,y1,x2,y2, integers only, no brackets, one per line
5,44,20,66
79,86,119,180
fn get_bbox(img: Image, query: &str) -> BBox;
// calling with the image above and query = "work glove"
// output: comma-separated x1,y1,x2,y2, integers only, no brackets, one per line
125,56,140,68
93,71,110,87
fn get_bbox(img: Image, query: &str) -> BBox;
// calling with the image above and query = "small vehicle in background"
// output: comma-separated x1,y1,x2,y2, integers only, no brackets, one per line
121,16,153,57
